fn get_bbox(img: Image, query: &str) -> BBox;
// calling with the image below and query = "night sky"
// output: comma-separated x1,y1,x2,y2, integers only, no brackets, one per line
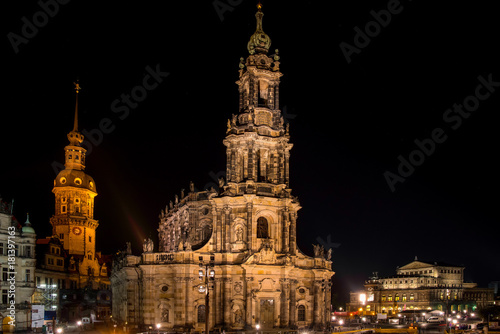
2,1,499,305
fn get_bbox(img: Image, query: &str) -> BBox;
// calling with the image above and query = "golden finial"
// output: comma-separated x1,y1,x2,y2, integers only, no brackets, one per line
257,1,262,11
74,80,81,94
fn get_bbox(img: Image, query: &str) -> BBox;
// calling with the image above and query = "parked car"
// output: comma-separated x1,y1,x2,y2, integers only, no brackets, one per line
427,317,442,323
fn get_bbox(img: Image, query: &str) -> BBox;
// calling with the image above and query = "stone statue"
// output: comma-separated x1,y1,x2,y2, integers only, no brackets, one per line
235,226,243,242
327,248,332,261
180,188,185,199
143,238,154,253
234,308,243,324
218,176,225,188
169,201,173,209
178,240,184,251
184,240,192,251
161,309,169,322
175,194,179,204
126,241,132,255
190,181,194,192
313,244,325,258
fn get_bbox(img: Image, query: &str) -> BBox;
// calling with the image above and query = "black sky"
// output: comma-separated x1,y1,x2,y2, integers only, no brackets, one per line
2,1,499,305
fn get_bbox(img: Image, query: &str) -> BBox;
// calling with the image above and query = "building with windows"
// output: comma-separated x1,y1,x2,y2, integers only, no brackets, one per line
32,84,112,323
347,258,495,317
110,4,334,332
0,199,37,331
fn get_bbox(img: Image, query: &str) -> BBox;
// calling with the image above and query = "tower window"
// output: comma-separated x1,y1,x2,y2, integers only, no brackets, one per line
89,236,92,242
256,217,269,238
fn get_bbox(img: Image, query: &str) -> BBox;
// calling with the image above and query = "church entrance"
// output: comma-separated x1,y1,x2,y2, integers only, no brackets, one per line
260,299,274,329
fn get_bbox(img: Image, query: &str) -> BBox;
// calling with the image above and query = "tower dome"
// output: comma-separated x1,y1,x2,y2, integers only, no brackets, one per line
247,3,271,54
22,213,36,234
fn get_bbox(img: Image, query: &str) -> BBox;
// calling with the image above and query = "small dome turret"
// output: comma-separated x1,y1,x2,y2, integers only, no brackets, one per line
22,213,36,234
247,3,271,55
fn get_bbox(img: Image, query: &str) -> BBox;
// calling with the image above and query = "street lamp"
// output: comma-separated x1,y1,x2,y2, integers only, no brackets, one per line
199,255,215,334
156,323,161,334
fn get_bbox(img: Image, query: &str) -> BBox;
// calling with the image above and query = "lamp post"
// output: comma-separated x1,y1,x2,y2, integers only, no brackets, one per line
199,255,215,334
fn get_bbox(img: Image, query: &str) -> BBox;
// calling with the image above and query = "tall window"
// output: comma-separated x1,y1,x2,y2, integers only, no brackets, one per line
197,305,206,323
297,305,306,321
257,217,269,238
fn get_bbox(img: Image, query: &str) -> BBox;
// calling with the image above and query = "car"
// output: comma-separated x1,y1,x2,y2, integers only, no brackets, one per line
427,317,442,323
476,323,487,329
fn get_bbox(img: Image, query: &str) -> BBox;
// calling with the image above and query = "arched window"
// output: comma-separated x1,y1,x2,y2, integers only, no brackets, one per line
297,305,306,321
197,305,206,323
257,217,269,238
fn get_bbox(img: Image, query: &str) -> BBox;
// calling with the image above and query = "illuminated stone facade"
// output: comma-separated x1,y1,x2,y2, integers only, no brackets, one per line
111,5,334,331
0,201,36,331
347,259,495,316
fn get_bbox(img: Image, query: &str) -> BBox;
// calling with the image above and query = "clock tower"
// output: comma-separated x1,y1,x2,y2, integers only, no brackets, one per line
50,82,99,261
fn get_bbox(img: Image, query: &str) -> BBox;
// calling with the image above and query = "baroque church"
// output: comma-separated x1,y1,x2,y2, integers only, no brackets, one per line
111,5,334,331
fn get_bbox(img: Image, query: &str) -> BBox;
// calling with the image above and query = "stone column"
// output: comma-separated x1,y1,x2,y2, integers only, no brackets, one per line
223,278,232,326
245,277,254,328
216,208,223,252
215,278,223,326
224,206,231,252
289,211,297,254
246,203,253,251
283,208,289,253
289,279,297,327
186,277,194,327
313,280,322,327
280,278,290,327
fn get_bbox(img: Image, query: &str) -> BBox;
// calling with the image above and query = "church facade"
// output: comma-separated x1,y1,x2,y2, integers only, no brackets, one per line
111,5,334,331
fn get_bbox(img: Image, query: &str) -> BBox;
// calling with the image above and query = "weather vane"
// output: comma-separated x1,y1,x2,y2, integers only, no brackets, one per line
74,80,81,94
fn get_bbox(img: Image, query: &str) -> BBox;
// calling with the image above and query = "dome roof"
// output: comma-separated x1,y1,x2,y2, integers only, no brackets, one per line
22,225,36,234
54,168,97,193
247,4,271,54
22,214,35,234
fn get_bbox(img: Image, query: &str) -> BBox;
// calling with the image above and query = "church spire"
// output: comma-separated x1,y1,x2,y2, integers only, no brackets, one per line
67,81,84,148
73,80,81,132
64,81,86,170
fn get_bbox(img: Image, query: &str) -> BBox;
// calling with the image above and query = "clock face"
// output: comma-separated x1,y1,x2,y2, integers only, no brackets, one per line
72,227,82,235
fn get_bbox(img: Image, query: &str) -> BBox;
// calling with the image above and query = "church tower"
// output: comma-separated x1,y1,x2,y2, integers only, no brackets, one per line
112,5,333,331
50,82,99,261
220,3,296,255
